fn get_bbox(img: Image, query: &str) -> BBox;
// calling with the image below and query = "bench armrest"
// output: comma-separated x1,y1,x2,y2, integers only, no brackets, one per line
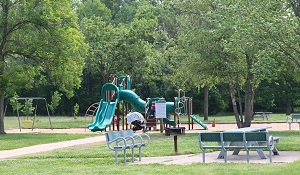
133,133,150,147
124,135,135,147
268,135,275,150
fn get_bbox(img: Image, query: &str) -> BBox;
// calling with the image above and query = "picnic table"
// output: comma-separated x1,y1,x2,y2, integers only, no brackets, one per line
252,112,272,120
217,126,279,159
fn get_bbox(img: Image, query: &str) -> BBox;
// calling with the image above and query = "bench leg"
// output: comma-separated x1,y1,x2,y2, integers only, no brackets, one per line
269,149,272,163
217,150,225,159
288,122,291,130
123,149,127,163
246,150,250,163
272,146,279,155
232,148,241,155
256,149,267,159
202,150,206,163
252,142,268,159
115,151,118,163
138,147,142,161
131,148,134,163
224,149,228,163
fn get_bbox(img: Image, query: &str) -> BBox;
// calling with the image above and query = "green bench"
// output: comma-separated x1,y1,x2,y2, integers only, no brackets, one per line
198,132,223,163
105,130,150,163
198,131,278,163
287,113,300,130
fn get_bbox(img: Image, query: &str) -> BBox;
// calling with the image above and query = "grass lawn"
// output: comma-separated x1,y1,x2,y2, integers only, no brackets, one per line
0,133,98,150
1,131,300,175
1,114,299,174
4,116,88,129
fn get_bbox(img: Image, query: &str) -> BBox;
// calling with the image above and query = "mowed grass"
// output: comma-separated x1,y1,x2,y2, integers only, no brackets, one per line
0,133,98,150
1,114,300,175
4,116,89,129
1,131,300,175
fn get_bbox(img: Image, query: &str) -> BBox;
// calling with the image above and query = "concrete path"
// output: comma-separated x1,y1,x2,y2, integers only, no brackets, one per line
0,136,105,159
134,151,300,164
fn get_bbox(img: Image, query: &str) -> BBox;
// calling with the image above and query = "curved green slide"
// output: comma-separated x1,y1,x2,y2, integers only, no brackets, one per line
190,115,208,130
88,100,118,131
119,90,174,114
88,83,119,132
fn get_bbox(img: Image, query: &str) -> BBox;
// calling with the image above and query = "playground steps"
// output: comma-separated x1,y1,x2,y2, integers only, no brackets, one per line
146,116,157,131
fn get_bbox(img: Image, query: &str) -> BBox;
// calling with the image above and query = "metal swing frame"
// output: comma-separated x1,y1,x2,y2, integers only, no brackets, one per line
4,97,53,132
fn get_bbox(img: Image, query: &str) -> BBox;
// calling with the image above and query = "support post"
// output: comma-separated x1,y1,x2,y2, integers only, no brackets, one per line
174,135,178,153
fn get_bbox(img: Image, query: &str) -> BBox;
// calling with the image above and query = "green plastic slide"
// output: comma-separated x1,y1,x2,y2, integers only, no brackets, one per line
88,100,118,132
190,115,208,130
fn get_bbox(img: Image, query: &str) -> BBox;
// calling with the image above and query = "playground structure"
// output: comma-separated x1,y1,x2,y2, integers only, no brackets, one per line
4,97,53,132
87,75,207,133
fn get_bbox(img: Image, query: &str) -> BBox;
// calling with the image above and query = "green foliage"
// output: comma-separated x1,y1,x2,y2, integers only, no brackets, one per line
20,99,35,118
48,91,62,115
1,0,300,119
9,94,24,114
0,0,88,133
73,103,79,119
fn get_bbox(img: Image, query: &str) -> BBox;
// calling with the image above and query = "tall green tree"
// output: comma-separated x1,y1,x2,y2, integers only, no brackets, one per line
76,0,170,107
173,0,288,127
269,0,300,67
0,0,87,134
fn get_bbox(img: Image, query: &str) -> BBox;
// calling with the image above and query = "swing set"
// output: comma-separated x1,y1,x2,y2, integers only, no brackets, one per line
4,97,53,132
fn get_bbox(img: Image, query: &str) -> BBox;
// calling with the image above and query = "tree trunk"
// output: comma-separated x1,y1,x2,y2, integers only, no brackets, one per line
0,95,5,134
286,99,291,115
203,85,208,121
236,78,244,127
0,57,5,133
244,72,254,127
228,74,242,128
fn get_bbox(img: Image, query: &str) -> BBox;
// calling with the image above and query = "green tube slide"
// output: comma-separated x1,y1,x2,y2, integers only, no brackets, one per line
119,90,174,114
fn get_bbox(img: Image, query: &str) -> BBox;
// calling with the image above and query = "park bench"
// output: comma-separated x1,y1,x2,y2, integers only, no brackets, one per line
287,113,300,130
198,132,223,163
105,130,150,163
252,112,272,120
198,131,279,163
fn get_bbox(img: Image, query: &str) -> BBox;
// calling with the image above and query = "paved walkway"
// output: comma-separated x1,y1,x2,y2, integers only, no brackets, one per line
0,136,105,159
135,151,300,164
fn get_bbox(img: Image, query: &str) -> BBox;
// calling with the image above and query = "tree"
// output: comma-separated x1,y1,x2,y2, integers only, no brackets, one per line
173,0,288,127
48,91,62,116
76,0,171,105
0,0,87,134
270,0,300,67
